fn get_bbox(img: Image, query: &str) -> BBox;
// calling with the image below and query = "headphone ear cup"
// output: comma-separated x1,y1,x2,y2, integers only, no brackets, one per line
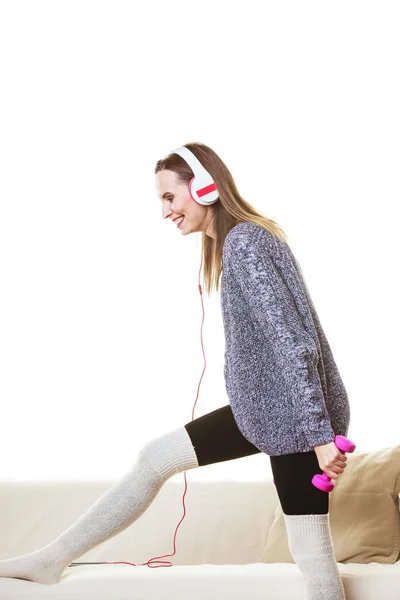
189,175,219,206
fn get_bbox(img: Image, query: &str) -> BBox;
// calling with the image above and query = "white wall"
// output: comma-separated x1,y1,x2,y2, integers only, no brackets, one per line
0,0,398,482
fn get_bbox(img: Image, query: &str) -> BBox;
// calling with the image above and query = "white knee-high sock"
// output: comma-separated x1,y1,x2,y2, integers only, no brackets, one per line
284,513,346,600
0,426,199,585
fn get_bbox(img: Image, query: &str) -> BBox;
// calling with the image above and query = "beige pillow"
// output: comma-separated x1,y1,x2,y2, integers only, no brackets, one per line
262,445,400,564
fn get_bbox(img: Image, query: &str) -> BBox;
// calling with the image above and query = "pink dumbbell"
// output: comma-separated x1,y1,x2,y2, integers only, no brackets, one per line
312,435,356,492
272,435,356,492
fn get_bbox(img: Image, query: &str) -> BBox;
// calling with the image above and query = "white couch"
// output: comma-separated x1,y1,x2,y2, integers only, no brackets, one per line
0,478,399,599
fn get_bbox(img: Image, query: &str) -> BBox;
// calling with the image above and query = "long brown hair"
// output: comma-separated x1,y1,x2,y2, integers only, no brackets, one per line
155,141,287,297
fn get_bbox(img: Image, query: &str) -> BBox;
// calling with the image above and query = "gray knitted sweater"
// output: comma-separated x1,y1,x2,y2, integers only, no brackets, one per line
221,221,350,456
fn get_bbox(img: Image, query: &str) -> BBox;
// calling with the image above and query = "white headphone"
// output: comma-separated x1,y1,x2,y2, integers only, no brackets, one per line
169,146,219,206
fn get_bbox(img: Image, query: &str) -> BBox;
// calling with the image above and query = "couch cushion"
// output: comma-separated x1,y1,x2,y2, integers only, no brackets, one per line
1,562,400,600
262,445,400,564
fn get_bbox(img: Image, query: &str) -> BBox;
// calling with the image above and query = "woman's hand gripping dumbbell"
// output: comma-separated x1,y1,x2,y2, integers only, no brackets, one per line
312,435,356,492
272,435,356,492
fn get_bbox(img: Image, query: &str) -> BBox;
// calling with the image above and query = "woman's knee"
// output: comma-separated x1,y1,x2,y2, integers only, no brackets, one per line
138,426,200,482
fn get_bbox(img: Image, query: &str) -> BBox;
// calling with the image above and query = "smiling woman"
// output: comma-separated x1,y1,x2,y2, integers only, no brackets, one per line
153,142,349,600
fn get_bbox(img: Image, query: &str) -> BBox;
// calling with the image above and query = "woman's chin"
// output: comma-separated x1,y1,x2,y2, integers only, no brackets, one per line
178,219,188,232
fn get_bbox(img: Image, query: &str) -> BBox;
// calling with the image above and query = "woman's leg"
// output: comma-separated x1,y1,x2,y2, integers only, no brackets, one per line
270,452,346,600
0,405,260,585
184,403,261,466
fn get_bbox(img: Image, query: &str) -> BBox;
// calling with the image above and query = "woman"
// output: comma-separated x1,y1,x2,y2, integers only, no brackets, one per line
0,142,350,599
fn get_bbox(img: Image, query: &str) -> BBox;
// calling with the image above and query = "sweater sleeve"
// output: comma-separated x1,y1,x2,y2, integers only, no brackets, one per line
228,232,336,449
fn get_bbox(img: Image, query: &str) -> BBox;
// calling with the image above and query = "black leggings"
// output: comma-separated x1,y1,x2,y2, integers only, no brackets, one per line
184,404,329,515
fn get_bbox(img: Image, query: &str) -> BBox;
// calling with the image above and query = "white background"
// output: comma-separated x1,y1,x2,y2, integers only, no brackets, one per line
0,1,399,482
